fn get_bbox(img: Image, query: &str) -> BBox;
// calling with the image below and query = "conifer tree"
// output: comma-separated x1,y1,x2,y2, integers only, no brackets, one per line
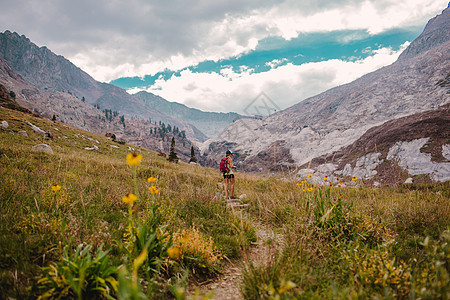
189,146,197,163
168,137,179,163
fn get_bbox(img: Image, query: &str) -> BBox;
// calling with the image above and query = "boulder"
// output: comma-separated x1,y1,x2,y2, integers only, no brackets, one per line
85,145,99,151
31,144,54,154
25,121,51,138
404,178,413,184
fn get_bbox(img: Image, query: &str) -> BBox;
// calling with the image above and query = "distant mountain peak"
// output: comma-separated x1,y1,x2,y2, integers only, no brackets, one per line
398,4,450,61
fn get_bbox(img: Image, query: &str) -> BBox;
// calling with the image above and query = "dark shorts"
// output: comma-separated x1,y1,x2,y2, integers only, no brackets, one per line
223,174,234,179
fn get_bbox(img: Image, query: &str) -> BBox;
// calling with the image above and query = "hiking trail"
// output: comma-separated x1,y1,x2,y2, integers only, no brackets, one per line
187,207,284,300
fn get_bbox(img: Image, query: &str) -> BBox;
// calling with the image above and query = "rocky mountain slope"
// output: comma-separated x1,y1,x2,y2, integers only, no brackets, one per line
0,30,206,142
134,91,246,138
303,104,449,184
0,58,198,162
202,5,450,182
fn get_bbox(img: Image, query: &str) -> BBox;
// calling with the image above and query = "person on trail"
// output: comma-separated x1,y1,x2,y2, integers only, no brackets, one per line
223,150,237,199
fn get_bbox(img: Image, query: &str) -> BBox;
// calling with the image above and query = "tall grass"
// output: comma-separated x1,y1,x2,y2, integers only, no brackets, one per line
0,108,255,298
240,175,449,299
0,107,448,299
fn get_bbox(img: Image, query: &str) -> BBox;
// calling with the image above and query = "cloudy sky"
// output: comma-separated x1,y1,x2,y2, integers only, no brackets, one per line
1,0,448,114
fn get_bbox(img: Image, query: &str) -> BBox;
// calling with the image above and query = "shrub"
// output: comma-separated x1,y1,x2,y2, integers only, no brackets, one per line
169,226,222,278
131,204,172,276
411,230,449,299
37,244,119,299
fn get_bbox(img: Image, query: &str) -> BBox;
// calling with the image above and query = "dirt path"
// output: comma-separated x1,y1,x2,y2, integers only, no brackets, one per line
187,213,284,300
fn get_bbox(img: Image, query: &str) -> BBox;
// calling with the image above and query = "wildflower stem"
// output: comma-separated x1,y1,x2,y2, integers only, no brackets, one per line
132,166,139,200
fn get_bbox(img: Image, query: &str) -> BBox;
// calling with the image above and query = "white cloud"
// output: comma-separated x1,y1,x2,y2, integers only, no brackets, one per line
265,58,289,69
3,0,444,83
130,43,409,113
261,0,448,37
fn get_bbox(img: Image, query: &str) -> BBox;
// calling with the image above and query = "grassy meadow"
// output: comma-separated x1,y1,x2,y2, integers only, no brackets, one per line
0,106,448,299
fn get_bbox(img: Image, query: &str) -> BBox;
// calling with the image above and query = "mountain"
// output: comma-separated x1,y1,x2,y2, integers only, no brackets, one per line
304,104,450,184
0,57,199,163
0,30,206,142
133,91,246,138
201,5,450,182
398,4,450,61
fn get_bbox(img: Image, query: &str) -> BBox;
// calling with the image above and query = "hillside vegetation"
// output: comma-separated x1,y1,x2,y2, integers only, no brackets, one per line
0,106,448,299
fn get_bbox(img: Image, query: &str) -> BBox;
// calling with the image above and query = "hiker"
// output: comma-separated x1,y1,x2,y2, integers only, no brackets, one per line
221,150,237,199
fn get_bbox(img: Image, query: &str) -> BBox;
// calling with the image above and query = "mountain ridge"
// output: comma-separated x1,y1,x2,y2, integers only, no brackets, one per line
0,57,199,163
133,91,246,138
0,30,207,142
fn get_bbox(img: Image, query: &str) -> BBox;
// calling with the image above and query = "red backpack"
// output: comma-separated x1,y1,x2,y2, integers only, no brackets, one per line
219,157,230,173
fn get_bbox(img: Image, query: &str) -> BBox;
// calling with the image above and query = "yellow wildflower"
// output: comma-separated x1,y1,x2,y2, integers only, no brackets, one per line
308,187,313,192
167,246,181,260
307,174,313,178
323,176,328,181
174,287,184,299
147,176,157,183
352,176,358,181
126,152,142,166
278,280,296,294
296,182,302,186
122,193,137,205
302,188,306,192
51,184,61,192
149,186,159,194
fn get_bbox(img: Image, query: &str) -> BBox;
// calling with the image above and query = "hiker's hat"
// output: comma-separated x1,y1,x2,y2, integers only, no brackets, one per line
226,149,233,155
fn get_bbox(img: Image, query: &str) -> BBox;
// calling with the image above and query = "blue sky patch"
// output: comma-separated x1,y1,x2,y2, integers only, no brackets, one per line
110,27,422,90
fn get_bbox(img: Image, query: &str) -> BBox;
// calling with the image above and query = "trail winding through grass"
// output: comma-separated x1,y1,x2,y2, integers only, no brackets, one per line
188,214,284,300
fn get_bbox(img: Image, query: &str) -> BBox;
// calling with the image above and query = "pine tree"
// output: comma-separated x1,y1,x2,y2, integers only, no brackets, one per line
189,146,197,163
168,137,179,163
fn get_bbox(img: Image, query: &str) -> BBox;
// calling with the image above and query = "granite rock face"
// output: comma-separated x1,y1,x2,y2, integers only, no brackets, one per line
387,138,450,182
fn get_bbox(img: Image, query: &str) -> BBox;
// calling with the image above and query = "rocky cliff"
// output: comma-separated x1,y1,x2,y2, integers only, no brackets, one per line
303,104,449,184
398,3,450,61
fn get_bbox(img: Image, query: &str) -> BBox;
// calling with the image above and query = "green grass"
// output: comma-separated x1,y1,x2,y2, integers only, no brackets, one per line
240,180,449,299
0,107,255,298
0,106,449,299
